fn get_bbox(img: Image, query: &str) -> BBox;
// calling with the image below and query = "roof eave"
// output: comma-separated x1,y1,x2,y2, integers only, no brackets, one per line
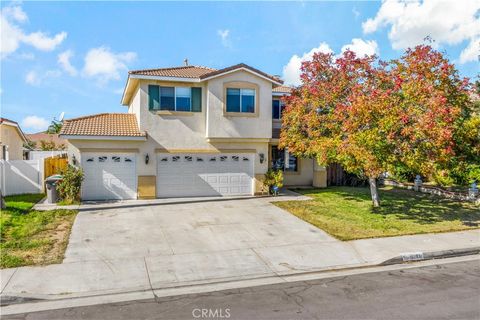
200,67,283,85
121,74,203,106
60,134,147,141
272,92,291,97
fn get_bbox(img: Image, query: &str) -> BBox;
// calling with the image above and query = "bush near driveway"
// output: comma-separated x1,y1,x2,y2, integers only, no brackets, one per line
1,194,78,268
274,187,479,241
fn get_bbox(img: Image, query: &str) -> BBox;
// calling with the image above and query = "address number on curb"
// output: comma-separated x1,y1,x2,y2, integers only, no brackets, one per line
401,252,425,262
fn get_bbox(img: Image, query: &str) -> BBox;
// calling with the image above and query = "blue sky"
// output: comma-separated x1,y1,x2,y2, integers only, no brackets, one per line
1,1,478,133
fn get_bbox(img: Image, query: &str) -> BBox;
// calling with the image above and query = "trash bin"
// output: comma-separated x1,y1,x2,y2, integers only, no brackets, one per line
45,174,63,204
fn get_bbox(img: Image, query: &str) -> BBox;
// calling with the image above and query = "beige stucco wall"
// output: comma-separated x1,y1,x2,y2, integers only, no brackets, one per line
284,158,314,186
128,86,141,126
136,79,210,150
206,70,273,139
0,124,25,160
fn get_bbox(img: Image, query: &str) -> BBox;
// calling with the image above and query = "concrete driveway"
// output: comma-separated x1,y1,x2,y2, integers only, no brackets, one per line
65,197,364,281
1,196,368,300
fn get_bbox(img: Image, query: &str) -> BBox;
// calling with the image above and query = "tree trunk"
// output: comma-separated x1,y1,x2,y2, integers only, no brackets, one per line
369,177,380,207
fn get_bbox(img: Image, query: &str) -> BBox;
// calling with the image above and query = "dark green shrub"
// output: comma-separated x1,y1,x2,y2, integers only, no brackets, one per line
57,165,84,204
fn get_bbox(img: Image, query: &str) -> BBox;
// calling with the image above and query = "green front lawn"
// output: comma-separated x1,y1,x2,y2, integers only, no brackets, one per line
275,186,479,241
1,194,78,268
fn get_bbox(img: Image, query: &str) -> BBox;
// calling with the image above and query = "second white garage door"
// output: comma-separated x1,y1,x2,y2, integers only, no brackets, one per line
157,153,254,197
81,153,137,200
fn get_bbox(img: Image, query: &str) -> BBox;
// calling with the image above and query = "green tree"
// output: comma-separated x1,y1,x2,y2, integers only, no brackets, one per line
47,119,63,134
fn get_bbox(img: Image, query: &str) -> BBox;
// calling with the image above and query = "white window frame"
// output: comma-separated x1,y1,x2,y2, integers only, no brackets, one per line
226,88,256,113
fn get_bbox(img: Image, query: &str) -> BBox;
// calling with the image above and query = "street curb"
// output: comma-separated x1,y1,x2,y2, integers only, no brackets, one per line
1,254,479,316
380,247,480,266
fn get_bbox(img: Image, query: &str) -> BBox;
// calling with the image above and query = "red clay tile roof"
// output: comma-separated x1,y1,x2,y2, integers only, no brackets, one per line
60,113,145,137
26,133,67,148
129,63,283,84
129,65,216,78
272,85,292,93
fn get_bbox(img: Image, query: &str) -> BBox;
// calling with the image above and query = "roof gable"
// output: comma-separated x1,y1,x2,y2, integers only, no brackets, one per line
0,118,28,143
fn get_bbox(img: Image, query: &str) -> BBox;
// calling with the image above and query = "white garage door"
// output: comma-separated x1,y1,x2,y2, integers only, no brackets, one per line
81,153,137,200
157,153,254,197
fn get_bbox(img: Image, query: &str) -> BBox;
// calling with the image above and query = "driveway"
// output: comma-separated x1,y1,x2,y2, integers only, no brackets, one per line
65,197,364,279
1,197,367,299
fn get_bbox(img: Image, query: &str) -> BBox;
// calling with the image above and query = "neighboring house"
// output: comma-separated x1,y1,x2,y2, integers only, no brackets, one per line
25,132,67,160
0,118,28,160
26,132,67,150
60,63,327,200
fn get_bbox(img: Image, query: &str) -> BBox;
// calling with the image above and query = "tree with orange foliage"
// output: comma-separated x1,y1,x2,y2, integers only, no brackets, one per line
280,45,475,207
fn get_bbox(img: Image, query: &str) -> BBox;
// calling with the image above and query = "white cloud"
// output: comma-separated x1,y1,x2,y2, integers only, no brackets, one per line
217,29,231,48
25,69,61,86
25,70,39,85
2,5,28,23
0,11,24,56
0,4,67,58
362,0,480,63
459,38,480,64
282,42,333,86
341,38,379,57
83,46,136,84
58,50,77,76
21,115,50,131
22,31,67,52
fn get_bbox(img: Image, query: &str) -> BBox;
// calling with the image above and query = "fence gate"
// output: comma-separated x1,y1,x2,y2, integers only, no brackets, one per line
327,163,347,186
44,155,68,178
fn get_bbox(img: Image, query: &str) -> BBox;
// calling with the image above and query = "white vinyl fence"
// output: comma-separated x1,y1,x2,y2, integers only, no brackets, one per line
0,159,44,196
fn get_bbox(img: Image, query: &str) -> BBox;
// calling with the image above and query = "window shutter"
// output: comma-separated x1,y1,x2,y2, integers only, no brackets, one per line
191,87,202,112
148,85,159,110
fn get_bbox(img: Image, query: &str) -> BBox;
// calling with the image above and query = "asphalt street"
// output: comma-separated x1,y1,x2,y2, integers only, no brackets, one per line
4,258,480,320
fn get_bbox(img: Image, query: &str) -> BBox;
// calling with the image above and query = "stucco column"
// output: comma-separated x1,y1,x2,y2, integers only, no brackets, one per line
313,159,327,188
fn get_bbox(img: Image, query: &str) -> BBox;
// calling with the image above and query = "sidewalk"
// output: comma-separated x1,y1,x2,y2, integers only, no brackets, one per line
1,229,478,304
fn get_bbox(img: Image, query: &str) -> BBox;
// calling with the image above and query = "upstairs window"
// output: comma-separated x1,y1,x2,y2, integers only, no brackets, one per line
226,88,255,113
175,87,191,111
149,85,201,112
272,99,285,120
160,87,175,110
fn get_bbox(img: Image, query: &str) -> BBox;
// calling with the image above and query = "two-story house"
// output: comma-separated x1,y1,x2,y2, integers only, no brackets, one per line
60,63,327,200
